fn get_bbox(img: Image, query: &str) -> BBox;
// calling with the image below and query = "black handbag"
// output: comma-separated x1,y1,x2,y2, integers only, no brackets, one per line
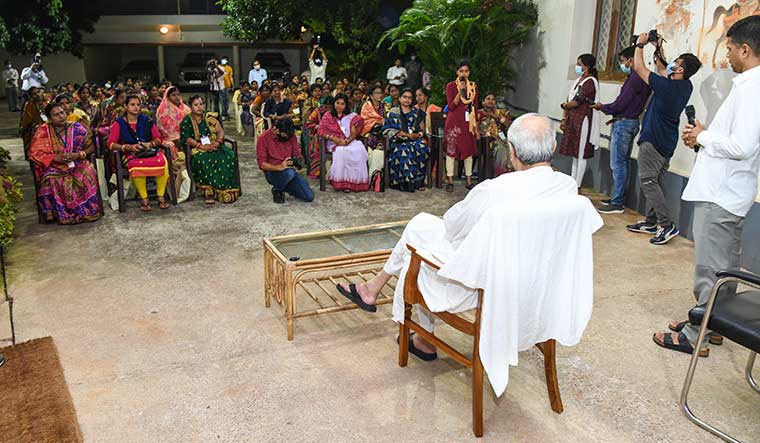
133,148,159,158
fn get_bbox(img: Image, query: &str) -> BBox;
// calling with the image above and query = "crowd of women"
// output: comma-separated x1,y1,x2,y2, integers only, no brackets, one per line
20,59,518,225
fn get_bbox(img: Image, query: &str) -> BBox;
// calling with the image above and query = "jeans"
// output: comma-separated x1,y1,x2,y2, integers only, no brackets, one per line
609,119,640,206
638,142,672,226
211,90,221,115
219,88,229,118
5,87,18,111
681,202,744,346
265,168,314,202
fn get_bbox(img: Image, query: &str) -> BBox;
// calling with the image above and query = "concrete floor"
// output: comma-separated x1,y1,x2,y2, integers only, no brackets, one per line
0,107,758,443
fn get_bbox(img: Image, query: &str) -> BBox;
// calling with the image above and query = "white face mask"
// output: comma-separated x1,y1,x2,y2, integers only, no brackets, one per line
221,59,228,65
254,65,261,70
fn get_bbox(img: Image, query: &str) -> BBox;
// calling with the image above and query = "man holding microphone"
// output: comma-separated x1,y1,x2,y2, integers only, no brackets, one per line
653,16,760,356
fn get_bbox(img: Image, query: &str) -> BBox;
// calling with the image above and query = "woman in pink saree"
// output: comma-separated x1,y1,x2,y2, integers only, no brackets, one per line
155,86,191,198
29,103,101,224
317,93,369,192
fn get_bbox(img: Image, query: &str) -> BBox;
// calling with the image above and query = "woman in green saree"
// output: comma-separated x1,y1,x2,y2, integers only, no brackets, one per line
180,95,240,204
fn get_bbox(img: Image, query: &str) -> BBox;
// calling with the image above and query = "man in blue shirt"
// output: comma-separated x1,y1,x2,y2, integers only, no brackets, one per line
248,59,268,86
593,46,652,214
626,32,702,245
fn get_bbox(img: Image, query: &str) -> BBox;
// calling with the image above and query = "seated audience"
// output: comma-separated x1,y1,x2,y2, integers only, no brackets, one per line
301,84,323,163
20,86,47,157
180,96,241,204
383,88,429,192
477,92,514,177
238,81,255,137
350,88,364,114
263,84,294,122
305,95,334,178
317,93,369,192
155,86,191,198
74,85,98,124
29,103,101,224
415,87,441,135
108,94,171,212
337,114,599,359
55,93,91,126
360,85,387,176
383,84,400,111
256,118,314,204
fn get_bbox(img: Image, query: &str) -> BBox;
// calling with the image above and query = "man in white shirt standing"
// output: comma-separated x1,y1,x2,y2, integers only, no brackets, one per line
2,60,20,112
248,59,267,86
20,55,48,104
336,113,593,359
653,16,760,357
386,58,407,88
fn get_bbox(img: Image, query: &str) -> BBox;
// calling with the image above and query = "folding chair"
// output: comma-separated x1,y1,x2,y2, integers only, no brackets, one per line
680,269,760,443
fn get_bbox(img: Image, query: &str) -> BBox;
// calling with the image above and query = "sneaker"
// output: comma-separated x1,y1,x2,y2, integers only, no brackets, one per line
626,220,658,234
597,203,624,214
601,198,611,205
272,189,285,204
650,224,680,245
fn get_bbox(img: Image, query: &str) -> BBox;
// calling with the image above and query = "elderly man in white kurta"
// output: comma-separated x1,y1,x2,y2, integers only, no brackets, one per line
338,113,582,359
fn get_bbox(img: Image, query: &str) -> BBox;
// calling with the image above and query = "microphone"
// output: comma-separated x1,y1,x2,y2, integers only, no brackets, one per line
684,105,700,153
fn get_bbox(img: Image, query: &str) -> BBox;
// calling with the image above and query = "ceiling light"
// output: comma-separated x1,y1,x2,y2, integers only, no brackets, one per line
159,26,170,35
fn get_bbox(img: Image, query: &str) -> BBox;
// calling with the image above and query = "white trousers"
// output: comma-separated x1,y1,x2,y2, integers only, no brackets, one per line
385,213,479,332
570,116,589,187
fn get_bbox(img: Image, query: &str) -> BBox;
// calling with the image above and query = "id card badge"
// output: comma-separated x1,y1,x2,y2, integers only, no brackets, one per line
40,114,48,122
200,136,211,145
465,111,470,122
67,161,76,168
498,131,507,142
293,108,300,115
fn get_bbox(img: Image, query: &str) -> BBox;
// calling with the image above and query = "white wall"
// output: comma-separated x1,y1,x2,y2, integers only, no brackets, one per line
509,0,756,200
0,50,86,95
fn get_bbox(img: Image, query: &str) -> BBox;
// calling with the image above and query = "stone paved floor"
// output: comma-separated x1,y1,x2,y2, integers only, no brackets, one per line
0,107,758,442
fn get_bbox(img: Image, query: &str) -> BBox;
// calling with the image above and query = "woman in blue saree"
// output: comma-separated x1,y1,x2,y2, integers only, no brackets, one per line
382,88,429,192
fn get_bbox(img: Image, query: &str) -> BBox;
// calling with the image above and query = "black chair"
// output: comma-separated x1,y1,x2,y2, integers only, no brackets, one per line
476,135,495,181
428,112,447,188
681,269,760,443
183,137,242,201
112,146,177,212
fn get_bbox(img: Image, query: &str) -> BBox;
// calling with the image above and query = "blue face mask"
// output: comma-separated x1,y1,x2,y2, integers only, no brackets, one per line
620,63,631,75
666,60,678,76
575,65,584,76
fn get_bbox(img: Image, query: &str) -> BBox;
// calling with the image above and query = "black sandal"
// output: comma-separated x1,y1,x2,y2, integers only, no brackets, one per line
445,183,454,192
668,320,723,345
336,284,377,313
653,332,709,357
397,333,438,361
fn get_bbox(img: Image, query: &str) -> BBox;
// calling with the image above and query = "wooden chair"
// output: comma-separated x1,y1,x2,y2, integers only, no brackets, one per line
112,146,177,212
399,244,564,437
428,112,447,188
183,137,242,202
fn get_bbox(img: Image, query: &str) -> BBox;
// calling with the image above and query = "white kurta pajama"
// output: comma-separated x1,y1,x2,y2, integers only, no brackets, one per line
385,166,603,396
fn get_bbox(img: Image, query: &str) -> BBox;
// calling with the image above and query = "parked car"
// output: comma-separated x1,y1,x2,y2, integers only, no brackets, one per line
177,52,218,88
253,52,292,82
117,60,158,84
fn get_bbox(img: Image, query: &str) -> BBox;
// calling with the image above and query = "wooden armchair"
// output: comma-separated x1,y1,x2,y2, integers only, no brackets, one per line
112,146,177,212
399,244,564,437
184,137,242,201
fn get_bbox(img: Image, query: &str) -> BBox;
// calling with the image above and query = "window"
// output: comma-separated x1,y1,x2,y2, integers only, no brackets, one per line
592,0,638,82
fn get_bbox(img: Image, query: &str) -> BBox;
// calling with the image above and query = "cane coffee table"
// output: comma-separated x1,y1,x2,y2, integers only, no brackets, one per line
263,221,407,340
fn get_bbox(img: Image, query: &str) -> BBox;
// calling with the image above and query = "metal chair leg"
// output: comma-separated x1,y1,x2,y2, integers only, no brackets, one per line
680,277,741,443
747,352,759,394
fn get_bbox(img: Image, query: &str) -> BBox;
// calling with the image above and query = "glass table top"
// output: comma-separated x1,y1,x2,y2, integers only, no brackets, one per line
270,222,407,261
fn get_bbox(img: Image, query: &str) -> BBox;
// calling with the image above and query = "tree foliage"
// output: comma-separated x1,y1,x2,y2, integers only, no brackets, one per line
216,0,394,79
380,0,538,103
0,0,100,57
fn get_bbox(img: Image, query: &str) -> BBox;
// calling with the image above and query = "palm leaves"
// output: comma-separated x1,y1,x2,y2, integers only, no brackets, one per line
381,0,538,103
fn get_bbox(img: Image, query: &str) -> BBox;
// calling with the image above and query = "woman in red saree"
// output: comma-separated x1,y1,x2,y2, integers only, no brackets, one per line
444,60,479,192
29,103,101,224
305,96,334,178
317,93,368,192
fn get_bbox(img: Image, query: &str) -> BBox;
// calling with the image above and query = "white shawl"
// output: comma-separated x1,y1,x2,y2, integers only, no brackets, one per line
437,195,603,396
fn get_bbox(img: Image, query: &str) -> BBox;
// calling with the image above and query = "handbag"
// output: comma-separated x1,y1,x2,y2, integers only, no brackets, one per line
370,123,383,137
133,147,159,158
370,170,385,193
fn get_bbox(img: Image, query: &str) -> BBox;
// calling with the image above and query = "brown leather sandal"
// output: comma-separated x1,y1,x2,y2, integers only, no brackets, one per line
140,200,152,212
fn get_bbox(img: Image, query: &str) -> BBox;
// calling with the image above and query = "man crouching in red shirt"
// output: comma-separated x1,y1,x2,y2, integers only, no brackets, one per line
256,118,314,203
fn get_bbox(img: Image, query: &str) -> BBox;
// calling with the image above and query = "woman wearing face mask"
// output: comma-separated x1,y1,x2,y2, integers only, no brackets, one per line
317,93,368,192
560,53,601,188
108,94,171,211
180,96,240,204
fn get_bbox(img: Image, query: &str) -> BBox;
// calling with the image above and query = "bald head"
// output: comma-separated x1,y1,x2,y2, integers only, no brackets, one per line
507,113,556,167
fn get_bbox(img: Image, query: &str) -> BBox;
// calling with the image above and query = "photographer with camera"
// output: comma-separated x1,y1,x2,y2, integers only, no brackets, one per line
309,39,328,85
652,16,760,357
207,58,226,118
20,53,48,106
626,30,702,245
256,118,314,204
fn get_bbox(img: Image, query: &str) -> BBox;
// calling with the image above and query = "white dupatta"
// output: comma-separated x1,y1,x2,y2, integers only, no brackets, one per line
567,76,601,150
